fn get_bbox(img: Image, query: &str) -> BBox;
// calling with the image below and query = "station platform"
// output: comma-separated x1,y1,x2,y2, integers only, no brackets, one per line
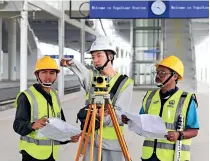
0,82,208,161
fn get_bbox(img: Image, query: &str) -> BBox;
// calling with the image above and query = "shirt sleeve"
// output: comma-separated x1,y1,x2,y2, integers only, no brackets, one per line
186,99,200,129
139,91,150,115
13,93,34,136
139,106,145,114
67,59,92,93
60,109,66,122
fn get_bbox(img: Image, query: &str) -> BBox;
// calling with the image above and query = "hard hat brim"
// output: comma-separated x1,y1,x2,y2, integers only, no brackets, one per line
155,64,183,80
87,50,116,55
34,69,60,74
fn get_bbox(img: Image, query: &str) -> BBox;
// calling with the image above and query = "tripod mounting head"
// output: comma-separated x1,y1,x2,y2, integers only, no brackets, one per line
92,76,109,95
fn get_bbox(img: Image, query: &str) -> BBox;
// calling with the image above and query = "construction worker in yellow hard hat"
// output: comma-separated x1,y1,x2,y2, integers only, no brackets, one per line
34,55,60,87
122,55,199,161
13,56,81,161
154,55,184,87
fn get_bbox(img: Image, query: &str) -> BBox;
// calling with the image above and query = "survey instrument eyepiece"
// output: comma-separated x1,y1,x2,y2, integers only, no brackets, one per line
92,76,109,94
96,76,104,84
93,76,107,84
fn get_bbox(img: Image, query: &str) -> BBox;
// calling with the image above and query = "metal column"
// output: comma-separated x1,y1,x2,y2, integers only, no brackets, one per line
163,19,197,92
161,19,166,59
0,18,3,81
131,20,135,81
8,19,17,81
130,19,134,78
58,0,65,99
20,0,28,91
80,19,85,64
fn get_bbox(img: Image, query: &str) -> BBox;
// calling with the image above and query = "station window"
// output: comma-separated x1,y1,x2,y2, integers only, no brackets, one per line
121,66,124,74
121,49,123,58
129,53,131,58
116,47,119,58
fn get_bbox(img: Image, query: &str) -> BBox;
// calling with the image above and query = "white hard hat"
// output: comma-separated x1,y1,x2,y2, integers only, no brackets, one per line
88,36,117,55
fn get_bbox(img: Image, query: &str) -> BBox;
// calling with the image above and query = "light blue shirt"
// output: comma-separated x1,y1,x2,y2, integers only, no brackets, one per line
139,100,199,129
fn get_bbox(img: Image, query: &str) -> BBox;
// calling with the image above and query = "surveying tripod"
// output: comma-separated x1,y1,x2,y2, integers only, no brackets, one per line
75,76,132,161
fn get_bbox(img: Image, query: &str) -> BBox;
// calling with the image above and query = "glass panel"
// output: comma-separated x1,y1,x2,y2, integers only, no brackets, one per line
116,47,119,58
121,49,123,58
134,63,156,86
135,30,161,48
133,19,162,86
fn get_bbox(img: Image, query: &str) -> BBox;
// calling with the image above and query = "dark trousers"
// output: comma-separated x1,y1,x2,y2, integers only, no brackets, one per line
22,151,55,161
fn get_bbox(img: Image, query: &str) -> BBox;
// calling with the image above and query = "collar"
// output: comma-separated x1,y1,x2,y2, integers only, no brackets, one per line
160,86,179,99
33,83,52,106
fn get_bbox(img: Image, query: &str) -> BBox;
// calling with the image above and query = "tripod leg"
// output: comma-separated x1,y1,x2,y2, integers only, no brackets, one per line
75,105,92,161
90,104,97,161
82,111,94,156
107,104,131,161
107,105,126,155
97,104,104,161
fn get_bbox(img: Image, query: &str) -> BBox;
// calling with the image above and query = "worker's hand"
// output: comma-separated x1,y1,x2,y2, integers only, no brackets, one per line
121,115,130,124
167,131,180,142
70,133,81,143
31,118,48,130
60,58,72,67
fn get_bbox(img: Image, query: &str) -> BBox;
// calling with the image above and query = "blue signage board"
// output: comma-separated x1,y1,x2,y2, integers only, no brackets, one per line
48,55,74,59
144,49,160,53
89,1,209,18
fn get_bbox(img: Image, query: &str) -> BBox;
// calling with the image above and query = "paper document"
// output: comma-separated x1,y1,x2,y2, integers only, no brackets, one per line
37,118,81,142
123,112,167,139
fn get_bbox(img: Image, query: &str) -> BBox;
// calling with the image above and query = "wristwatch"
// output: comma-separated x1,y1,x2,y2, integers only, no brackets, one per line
178,131,184,140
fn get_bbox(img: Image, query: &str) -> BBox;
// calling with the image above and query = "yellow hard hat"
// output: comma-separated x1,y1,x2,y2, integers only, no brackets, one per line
155,55,184,80
34,56,60,73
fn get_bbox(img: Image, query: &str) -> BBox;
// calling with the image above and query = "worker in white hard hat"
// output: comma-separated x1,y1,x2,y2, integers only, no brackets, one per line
61,36,134,161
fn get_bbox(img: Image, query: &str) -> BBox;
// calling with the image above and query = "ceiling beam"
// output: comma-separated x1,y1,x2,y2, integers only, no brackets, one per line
34,30,82,36
28,1,99,36
30,23,79,30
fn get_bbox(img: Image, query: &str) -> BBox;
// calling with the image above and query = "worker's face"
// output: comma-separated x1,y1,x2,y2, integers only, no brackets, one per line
155,66,177,86
91,51,108,68
38,70,57,83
